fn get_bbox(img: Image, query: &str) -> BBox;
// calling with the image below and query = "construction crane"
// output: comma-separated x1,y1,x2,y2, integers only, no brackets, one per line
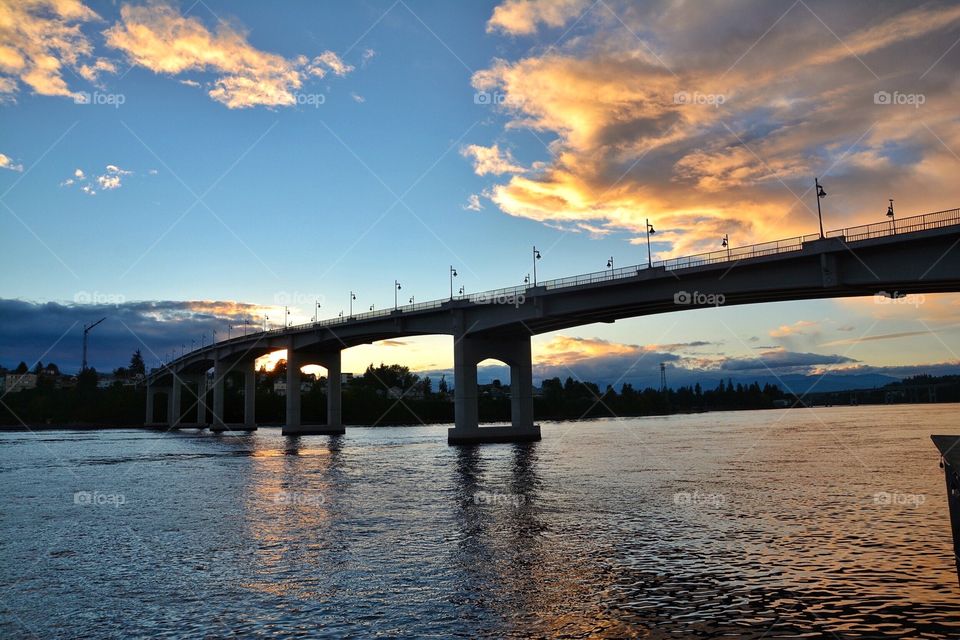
81,317,106,372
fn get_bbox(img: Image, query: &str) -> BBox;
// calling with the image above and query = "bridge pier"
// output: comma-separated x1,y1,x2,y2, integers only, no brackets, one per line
282,348,345,436
244,363,257,429
167,376,182,428
210,359,227,432
448,333,541,445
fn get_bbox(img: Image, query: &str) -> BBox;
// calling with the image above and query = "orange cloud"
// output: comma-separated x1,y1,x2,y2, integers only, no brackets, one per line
487,0,588,35
474,2,960,257
0,0,112,100
461,143,525,176
104,4,351,109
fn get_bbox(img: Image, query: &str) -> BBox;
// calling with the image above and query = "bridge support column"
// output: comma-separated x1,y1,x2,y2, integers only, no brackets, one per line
168,376,182,428
210,360,226,432
448,334,541,445
145,383,154,425
195,374,207,425
243,364,257,429
282,349,345,436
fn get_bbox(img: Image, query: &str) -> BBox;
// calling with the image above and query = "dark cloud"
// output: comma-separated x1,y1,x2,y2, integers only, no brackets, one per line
0,298,262,373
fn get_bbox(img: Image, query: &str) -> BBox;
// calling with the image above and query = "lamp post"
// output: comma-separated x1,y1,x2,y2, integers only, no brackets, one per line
409,295,415,305
606,256,614,273
264,315,269,331
459,285,465,297
314,300,321,323
524,274,530,285
394,280,402,310
369,304,375,311
721,234,730,261
244,318,249,336
349,291,356,318
815,178,827,239
284,306,290,328
449,266,457,300
532,246,542,285
645,219,656,268
886,198,896,233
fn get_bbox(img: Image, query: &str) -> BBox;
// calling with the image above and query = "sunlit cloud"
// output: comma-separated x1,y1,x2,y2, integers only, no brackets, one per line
476,0,960,255
0,0,112,101
0,152,23,172
104,3,353,109
487,0,588,35
461,143,525,176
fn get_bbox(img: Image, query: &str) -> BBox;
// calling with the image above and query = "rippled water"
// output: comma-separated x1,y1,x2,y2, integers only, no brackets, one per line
1,405,959,638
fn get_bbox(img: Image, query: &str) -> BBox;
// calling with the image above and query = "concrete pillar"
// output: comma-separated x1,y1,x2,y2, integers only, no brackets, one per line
282,349,344,436
284,349,302,434
195,374,207,424
211,359,226,432
145,384,154,425
169,376,182,428
448,334,541,445
244,364,256,428
510,339,535,431
325,352,342,429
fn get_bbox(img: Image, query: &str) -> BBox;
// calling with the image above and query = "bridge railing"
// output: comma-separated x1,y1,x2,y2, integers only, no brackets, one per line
159,205,960,368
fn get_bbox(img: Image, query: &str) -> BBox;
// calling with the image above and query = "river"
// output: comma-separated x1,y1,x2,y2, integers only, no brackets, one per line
1,404,958,638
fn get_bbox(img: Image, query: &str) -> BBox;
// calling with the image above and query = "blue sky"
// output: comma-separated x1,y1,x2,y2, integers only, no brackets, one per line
2,0,960,386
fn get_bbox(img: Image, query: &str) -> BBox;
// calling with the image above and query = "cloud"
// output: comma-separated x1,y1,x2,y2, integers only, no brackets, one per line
104,4,352,109
720,350,857,372
0,153,23,172
0,298,270,372
0,0,113,101
487,0,588,35
62,164,140,194
770,320,818,339
461,143,525,176
475,1,960,256
463,194,484,211
350,92,365,103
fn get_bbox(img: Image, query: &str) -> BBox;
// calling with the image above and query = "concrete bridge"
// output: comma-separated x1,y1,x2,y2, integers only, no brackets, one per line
146,206,960,444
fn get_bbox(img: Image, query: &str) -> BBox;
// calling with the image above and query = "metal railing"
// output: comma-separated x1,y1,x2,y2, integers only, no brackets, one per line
161,205,960,366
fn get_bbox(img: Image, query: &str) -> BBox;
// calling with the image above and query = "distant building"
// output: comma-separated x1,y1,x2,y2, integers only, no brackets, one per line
340,372,354,385
2,373,37,393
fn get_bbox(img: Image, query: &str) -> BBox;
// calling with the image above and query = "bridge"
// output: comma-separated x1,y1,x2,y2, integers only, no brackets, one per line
146,206,960,444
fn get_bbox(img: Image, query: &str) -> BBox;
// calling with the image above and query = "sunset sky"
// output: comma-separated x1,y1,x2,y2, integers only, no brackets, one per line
3,0,960,389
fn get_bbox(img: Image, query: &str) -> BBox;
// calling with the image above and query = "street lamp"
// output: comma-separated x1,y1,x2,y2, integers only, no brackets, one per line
606,256,614,272
449,266,458,300
314,300,321,323
721,234,730,261
524,273,530,285
244,318,249,336
349,291,356,317
409,295,415,305
532,246,542,285
369,304,375,311
264,315,269,331
284,306,290,328
459,285,465,296
645,219,656,268
886,198,896,233
394,280,402,310
815,177,827,239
